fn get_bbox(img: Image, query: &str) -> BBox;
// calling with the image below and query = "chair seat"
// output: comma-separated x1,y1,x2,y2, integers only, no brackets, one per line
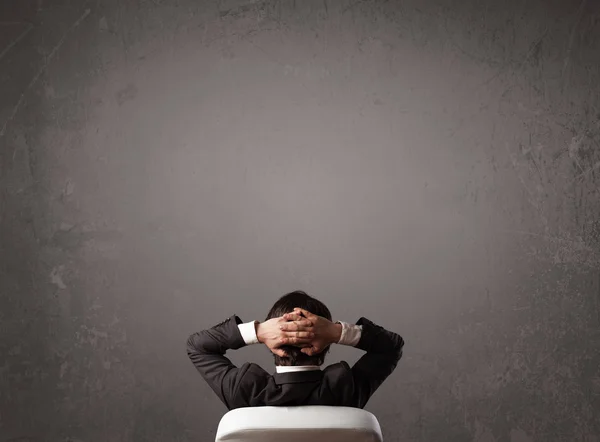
215,406,383,442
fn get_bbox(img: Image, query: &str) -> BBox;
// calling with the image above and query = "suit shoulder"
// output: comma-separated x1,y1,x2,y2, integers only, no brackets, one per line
246,362,269,375
234,363,272,406
322,362,354,405
235,362,268,379
322,361,352,382
237,362,271,389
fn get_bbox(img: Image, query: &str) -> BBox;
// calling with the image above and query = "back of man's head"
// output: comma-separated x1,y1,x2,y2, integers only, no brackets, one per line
265,290,332,367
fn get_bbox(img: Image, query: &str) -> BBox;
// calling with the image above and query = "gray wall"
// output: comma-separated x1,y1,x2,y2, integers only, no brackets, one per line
1,0,599,441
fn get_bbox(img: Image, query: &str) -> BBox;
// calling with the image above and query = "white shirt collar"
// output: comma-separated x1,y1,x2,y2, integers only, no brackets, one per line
275,365,321,373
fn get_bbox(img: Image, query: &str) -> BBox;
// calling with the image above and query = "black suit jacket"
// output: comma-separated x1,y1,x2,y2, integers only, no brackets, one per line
187,315,404,410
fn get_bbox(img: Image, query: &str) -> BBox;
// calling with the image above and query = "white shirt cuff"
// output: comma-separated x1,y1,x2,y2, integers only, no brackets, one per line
238,321,260,345
336,321,362,346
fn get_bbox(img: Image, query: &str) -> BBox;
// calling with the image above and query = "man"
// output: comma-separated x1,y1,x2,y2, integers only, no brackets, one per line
186,290,404,410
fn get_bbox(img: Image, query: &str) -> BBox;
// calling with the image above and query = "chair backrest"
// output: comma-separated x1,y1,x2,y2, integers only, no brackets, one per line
215,406,383,442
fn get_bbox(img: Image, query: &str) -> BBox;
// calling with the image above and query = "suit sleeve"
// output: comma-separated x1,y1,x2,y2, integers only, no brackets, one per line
186,315,249,409
346,317,405,408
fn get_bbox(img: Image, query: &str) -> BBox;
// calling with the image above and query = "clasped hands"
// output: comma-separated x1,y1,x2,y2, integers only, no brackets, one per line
256,308,342,357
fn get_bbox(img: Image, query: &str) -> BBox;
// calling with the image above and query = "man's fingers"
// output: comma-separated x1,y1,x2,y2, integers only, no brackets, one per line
282,313,303,322
279,319,312,331
301,346,324,356
293,307,314,318
282,331,313,339
301,346,315,356
272,348,287,357
280,336,313,345
280,337,312,344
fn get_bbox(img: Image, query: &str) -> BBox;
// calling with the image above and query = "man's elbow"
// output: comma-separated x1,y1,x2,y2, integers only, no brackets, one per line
397,336,405,351
393,336,405,361
186,332,203,355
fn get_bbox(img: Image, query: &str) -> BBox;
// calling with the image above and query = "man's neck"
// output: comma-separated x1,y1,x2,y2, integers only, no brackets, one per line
275,365,321,373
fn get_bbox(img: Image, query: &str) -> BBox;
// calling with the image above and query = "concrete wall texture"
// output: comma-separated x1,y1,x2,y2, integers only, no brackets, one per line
1,0,599,441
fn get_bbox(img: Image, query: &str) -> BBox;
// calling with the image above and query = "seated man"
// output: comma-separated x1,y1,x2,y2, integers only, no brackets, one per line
187,290,405,410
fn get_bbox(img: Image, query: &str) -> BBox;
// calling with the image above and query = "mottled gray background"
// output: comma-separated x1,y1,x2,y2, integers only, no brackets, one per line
1,0,599,441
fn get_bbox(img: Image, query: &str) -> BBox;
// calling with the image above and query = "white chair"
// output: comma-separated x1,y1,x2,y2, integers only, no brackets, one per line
215,406,383,442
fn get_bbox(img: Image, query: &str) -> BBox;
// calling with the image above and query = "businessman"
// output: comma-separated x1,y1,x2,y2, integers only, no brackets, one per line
186,290,405,410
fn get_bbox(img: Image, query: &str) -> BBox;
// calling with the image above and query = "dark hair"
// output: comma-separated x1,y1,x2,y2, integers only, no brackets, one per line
265,290,332,366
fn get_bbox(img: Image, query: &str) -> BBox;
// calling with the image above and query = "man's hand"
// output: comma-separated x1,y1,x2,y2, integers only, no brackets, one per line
256,313,314,357
280,308,342,356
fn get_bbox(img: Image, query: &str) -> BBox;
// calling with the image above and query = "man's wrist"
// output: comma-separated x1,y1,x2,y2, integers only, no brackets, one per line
330,322,343,344
334,321,362,346
255,321,265,344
